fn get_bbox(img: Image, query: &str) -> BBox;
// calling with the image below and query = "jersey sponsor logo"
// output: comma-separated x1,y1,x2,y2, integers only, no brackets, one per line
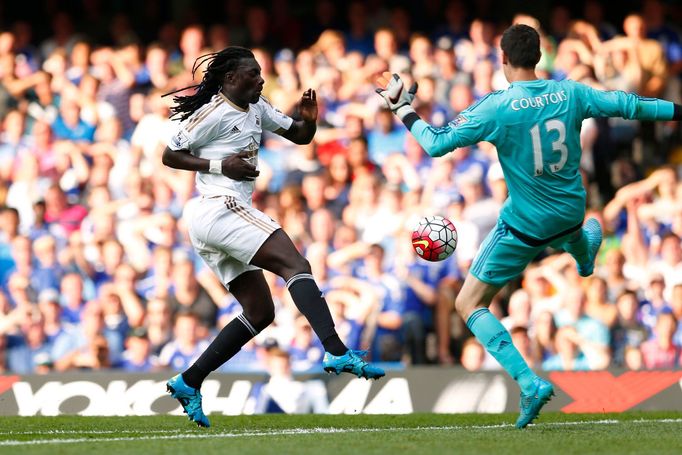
511,90,568,111
452,114,468,127
229,125,241,135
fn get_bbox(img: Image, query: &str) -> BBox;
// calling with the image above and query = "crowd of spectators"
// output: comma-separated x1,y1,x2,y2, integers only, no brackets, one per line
0,0,682,376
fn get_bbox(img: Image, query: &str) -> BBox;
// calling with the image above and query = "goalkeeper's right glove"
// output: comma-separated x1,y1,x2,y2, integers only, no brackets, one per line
375,72,418,121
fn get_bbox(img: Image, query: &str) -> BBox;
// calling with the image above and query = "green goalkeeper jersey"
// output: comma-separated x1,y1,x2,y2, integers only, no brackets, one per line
409,79,675,241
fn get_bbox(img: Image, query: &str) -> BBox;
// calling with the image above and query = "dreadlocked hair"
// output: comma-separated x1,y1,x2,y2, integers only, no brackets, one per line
163,46,255,121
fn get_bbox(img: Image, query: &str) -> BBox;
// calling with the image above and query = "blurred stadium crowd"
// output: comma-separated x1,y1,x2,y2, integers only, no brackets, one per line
0,0,682,376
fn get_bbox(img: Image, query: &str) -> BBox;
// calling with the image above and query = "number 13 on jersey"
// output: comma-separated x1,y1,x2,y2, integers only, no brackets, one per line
530,119,568,176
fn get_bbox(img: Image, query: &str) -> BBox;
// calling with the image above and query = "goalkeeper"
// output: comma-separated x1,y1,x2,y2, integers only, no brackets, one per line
377,24,681,428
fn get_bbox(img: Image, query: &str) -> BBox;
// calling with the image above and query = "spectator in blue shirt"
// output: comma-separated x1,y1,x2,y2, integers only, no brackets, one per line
32,235,63,293
356,244,405,362
158,311,209,371
60,272,86,325
394,237,449,364
542,326,592,371
51,98,96,143
6,312,53,374
367,108,407,166
288,315,325,372
119,327,154,372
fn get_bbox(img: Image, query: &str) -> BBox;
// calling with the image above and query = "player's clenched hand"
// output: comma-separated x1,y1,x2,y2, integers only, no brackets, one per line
375,72,418,120
299,89,318,123
221,151,260,181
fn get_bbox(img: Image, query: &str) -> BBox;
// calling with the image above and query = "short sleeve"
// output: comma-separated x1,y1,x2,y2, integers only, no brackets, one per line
258,96,294,133
167,100,224,152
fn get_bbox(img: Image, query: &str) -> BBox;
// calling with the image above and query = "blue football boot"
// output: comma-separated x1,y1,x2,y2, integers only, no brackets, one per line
515,376,555,429
166,374,210,428
323,350,385,380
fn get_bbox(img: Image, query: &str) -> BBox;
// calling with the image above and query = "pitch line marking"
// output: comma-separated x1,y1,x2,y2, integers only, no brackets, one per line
0,418,681,446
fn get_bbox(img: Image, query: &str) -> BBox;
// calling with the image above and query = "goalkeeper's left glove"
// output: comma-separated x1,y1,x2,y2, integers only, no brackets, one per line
375,73,418,121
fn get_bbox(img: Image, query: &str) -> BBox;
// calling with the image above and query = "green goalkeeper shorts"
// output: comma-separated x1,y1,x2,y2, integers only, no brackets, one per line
469,218,579,287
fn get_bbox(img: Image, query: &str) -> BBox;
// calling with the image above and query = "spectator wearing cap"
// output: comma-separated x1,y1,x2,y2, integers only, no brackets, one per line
119,327,153,372
640,310,681,369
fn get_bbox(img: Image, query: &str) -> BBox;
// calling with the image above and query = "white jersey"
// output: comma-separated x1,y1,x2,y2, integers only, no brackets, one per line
167,93,293,202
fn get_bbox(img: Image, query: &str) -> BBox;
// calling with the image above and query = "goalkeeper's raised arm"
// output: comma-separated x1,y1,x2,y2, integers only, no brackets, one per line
376,71,499,158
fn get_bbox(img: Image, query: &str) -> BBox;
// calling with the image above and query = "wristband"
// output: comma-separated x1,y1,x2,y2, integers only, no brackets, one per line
209,159,222,175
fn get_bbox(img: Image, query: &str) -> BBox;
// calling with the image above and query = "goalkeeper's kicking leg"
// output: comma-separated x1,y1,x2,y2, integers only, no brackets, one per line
455,274,554,429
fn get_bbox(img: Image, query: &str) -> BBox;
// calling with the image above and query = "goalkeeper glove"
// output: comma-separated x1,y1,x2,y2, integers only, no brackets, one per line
375,73,418,121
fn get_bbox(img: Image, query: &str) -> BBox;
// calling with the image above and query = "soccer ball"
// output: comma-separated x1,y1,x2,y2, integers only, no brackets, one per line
411,215,458,262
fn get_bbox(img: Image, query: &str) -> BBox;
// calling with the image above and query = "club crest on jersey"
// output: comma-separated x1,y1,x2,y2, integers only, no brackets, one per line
255,114,260,126
452,115,468,127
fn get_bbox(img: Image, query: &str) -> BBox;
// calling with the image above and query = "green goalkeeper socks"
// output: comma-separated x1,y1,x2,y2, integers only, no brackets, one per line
466,308,536,395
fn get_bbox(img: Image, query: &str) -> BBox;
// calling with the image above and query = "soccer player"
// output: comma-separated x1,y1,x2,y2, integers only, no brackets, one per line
162,47,384,427
377,24,681,428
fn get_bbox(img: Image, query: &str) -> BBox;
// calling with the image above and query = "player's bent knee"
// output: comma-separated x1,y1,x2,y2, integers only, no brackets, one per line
287,255,312,277
244,305,275,332
455,293,480,321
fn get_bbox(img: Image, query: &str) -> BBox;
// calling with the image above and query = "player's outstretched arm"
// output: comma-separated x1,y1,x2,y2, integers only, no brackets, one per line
162,147,260,181
279,89,317,144
376,72,490,158
578,82,682,121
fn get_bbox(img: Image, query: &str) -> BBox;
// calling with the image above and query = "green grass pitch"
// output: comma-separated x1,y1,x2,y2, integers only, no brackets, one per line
1,412,681,455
